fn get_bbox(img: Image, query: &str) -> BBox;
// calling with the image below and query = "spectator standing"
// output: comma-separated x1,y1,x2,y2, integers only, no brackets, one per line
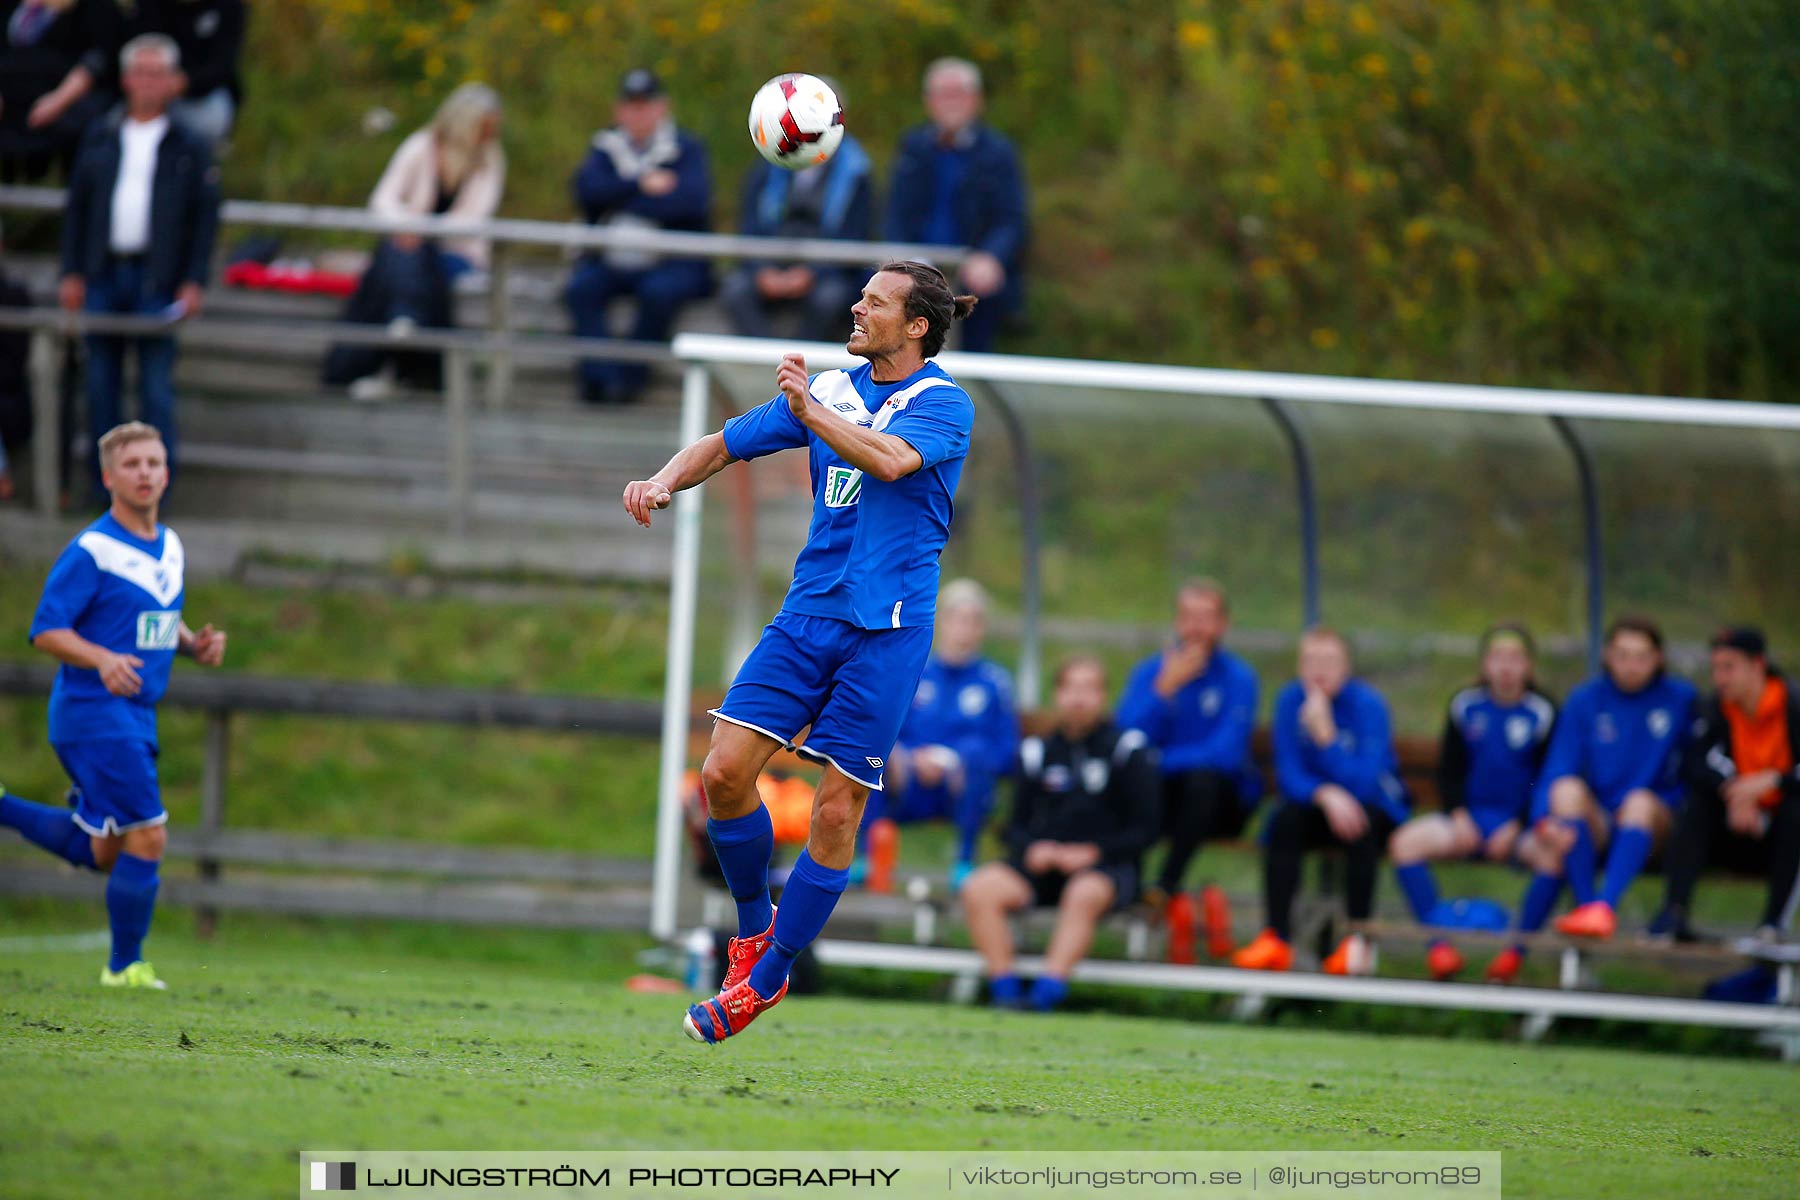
960,655,1158,1012
885,57,1027,353
565,68,712,405
860,579,1019,890
59,33,218,502
1233,627,1409,976
1484,615,1696,982
126,0,244,151
324,83,505,401
1651,627,1799,943
1116,578,1260,960
0,0,121,180
1388,624,1556,980
720,121,873,344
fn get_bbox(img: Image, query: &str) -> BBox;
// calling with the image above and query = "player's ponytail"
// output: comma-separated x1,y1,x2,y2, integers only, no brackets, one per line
879,260,978,358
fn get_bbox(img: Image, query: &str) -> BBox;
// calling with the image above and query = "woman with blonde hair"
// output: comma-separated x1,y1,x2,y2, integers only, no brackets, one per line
326,83,506,399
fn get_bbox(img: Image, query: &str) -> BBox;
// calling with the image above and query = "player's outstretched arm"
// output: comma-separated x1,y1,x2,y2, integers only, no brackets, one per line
778,353,923,482
179,622,228,667
31,628,144,698
622,431,737,528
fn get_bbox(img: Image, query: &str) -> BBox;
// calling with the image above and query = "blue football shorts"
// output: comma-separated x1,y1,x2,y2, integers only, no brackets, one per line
712,610,934,790
52,738,165,836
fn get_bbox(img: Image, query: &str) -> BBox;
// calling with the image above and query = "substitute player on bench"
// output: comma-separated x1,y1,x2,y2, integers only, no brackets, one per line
1,422,226,989
622,261,976,1043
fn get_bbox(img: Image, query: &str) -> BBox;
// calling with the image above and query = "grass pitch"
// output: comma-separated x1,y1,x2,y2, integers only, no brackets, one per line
2,899,1795,1200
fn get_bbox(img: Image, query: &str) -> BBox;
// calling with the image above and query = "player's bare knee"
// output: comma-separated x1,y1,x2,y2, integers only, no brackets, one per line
124,825,167,861
699,753,757,817
1064,872,1115,914
1617,789,1662,829
1388,823,1421,864
90,837,121,872
1547,777,1591,819
809,793,862,845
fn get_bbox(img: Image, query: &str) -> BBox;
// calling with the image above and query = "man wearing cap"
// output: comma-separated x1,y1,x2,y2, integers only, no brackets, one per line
565,68,713,405
1650,627,1800,943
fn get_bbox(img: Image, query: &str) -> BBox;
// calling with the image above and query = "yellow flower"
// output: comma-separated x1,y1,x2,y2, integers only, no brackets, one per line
1451,246,1479,274
1402,217,1432,246
540,9,573,36
1356,53,1387,78
1348,5,1376,36
1310,328,1340,350
1251,257,1282,280
1179,21,1216,50
1269,27,1294,54
1256,174,1281,196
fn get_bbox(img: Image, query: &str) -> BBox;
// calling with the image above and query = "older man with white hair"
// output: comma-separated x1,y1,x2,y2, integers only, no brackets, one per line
60,33,219,503
884,57,1028,353
857,578,1020,890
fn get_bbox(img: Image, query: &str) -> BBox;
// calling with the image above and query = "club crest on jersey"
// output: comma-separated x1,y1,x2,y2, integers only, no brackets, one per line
1648,708,1672,739
136,610,181,651
958,684,989,717
1506,715,1533,749
823,465,863,508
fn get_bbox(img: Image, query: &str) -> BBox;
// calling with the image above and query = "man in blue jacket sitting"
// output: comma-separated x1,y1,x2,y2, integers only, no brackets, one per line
565,69,712,405
720,115,873,344
1117,579,1260,958
1234,626,1408,976
884,58,1027,353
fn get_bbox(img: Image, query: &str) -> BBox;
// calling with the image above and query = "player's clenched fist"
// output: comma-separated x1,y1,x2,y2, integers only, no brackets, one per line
622,479,674,528
778,352,811,416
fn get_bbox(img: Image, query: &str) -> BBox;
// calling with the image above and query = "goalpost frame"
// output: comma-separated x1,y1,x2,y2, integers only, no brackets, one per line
651,333,1800,941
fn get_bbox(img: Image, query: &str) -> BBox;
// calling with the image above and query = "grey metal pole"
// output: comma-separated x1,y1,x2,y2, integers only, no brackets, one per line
650,364,709,941
196,709,231,939
29,327,60,519
445,348,473,538
1550,416,1605,672
484,244,513,408
1260,397,1322,627
977,382,1044,708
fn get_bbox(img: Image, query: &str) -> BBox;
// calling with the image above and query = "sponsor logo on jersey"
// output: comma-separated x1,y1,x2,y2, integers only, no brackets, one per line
136,610,181,651
823,465,863,509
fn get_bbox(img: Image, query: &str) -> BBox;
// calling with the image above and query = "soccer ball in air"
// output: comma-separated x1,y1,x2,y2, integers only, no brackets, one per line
748,73,844,169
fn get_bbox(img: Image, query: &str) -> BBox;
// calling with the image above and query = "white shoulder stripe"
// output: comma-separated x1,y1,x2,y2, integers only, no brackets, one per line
77,529,184,607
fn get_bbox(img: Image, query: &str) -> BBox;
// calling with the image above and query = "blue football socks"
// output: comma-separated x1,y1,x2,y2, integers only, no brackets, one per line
1,793,96,869
707,806,775,938
1394,862,1439,923
1512,872,1563,954
105,853,161,972
748,850,847,1000
1601,826,1654,908
1562,818,1598,906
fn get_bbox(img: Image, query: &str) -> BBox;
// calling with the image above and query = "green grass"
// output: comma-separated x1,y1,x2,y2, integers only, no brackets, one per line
2,898,1795,1200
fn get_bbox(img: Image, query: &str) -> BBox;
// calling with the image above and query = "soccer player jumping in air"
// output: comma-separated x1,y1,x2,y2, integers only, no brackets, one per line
622,261,977,1043
2,423,227,989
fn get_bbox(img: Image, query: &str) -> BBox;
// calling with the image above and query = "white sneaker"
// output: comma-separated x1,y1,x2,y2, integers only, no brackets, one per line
348,364,396,403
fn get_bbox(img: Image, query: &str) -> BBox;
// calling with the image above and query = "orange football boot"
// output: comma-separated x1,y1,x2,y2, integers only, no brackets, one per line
1230,928,1294,971
1322,933,1375,976
1554,900,1617,939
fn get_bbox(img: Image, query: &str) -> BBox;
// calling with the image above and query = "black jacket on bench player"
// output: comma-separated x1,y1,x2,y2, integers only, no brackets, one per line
1003,722,1159,907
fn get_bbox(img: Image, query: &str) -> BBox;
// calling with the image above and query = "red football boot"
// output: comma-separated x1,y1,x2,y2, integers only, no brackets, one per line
1554,900,1617,940
720,907,777,991
1425,940,1465,981
1484,947,1524,984
1164,891,1198,965
684,977,789,1044
1200,884,1235,960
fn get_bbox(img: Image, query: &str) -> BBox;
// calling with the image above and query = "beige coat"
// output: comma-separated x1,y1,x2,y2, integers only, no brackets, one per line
367,129,506,268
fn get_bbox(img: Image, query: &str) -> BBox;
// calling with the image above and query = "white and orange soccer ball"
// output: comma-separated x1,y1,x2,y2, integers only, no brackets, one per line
747,73,844,170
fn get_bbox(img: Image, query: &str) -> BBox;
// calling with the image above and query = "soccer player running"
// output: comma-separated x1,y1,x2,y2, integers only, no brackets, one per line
1,423,227,989
622,261,977,1043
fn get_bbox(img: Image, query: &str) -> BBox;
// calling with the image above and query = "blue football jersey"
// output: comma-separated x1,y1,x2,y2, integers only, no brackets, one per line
722,361,973,631
29,513,185,744
1443,685,1556,827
